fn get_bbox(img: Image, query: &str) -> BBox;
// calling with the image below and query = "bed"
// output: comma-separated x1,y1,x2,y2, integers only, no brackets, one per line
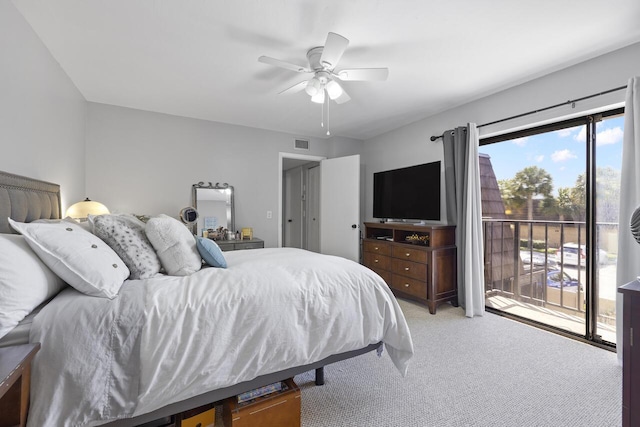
0,170,414,427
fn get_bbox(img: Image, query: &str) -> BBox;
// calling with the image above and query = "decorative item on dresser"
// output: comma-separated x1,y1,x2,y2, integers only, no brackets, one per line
618,280,640,427
363,222,457,314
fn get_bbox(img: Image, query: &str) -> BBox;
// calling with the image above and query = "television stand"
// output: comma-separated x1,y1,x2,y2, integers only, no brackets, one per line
362,222,457,314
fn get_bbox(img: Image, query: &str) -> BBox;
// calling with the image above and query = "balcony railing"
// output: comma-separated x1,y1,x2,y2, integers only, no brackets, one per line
482,218,618,315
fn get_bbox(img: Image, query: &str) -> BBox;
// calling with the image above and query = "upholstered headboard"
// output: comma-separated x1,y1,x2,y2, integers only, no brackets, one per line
0,170,61,233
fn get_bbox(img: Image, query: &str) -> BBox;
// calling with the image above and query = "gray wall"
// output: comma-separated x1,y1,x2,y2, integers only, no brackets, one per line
85,102,363,247
361,42,640,224
4,0,638,240
0,2,87,212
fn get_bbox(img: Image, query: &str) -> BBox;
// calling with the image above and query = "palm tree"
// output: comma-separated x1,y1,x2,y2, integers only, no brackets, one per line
556,187,575,221
511,166,554,220
497,178,525,215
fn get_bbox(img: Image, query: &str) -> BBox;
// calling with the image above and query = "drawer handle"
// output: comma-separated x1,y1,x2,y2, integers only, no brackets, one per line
374,259,379,263
374,247,379,250
404,283,410,288
404,267,410,271
405,253,410,257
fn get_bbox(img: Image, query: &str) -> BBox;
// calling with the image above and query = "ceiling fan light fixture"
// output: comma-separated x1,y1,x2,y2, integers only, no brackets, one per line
326,80,343,100
305,77,321,96
311,90,325,104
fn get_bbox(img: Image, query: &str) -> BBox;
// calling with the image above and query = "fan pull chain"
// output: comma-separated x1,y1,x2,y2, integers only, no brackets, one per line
326,91,331,136
321,97,324,128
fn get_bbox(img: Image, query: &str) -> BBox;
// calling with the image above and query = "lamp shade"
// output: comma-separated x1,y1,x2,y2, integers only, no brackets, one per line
326,80,343,100
65,198,110,219
305,77,321,96
311,89,325,104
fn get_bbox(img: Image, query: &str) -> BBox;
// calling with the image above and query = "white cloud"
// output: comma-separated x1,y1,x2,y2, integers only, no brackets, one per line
512,137,528,146
571,125,623,146
535,155,544,162
596,126,623,146
556,126,581,138
551,149,577,162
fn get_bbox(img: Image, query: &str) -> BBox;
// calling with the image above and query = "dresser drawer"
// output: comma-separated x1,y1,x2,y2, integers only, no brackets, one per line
363,240,392,256
391,258,427,281
370,268,392,285
236,241,264,250
392,246,428,263
363,252,391,271
391,274,428,300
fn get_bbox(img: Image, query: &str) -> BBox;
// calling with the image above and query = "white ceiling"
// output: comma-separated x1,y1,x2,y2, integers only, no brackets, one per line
13,0,640,140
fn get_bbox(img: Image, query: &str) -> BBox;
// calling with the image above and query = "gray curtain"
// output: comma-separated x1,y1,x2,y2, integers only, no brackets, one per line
616,76,640,363
443,124,485,317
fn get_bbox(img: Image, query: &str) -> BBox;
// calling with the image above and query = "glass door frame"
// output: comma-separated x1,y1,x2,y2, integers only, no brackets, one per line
481,106,624,348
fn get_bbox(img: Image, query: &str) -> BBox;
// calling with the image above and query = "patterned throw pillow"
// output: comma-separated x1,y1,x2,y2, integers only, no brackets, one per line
89,214,162,280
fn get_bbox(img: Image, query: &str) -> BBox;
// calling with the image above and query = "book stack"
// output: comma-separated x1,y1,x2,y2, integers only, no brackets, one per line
237,381,285,405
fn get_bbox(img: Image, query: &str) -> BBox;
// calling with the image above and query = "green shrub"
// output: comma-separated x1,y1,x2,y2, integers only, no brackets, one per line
519,239,547,250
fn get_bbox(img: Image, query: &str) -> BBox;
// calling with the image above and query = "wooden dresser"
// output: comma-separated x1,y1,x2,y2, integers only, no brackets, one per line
363,222,457,314
619,280,640,427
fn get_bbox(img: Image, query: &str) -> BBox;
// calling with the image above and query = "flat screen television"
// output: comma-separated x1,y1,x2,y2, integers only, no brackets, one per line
373,161,441,221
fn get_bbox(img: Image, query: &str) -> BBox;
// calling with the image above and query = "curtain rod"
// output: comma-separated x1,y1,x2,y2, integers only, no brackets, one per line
429,84,627,142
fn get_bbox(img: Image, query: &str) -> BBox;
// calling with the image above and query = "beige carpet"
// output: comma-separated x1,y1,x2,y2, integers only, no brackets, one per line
215,298,621,427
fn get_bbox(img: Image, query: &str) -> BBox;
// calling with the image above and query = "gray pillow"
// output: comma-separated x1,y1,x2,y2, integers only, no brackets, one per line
89,214,162,279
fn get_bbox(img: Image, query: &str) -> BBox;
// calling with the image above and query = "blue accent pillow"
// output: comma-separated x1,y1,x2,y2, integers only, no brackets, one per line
196,237,227,268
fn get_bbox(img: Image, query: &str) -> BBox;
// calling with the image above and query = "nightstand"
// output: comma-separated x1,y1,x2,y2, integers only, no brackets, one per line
0,343,40,427
216,238,264,252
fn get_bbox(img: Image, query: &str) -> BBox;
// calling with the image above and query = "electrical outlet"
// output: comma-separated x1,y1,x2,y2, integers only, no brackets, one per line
266,210,273,219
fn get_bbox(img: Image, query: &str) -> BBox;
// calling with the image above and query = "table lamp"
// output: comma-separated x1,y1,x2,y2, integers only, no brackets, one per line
66,198,110,221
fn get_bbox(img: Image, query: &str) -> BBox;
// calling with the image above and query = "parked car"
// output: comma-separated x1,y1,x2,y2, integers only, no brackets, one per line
546,270,580,288
546,270,585,309
520,250,558,270
554,243,608,266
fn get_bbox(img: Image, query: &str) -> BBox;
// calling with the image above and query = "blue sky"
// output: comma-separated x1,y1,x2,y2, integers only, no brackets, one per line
479,116,624,195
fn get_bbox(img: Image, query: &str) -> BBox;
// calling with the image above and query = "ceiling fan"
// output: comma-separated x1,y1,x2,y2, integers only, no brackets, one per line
258,32,389,105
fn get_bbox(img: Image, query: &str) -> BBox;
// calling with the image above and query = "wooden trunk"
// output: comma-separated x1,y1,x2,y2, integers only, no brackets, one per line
222,378,300,427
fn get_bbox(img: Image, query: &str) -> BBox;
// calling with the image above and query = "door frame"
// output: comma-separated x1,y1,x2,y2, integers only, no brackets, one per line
278,152,326,248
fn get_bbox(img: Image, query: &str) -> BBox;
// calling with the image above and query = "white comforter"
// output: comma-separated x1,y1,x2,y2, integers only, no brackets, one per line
27,248,414,427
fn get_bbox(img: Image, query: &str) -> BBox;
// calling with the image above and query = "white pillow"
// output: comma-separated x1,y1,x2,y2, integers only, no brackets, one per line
33,216,93,233
145,214,202,276
8,218,130,299
0,234,67,339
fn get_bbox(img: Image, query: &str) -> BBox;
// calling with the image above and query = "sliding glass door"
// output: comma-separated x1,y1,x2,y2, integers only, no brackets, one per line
593,113,624,343
480,109,623,347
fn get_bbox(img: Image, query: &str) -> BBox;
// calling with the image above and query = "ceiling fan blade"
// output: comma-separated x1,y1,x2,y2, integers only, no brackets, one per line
337,68,389,81
279,81,308,95
258,56,311,73
335,89,351,104
320,32,349,69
